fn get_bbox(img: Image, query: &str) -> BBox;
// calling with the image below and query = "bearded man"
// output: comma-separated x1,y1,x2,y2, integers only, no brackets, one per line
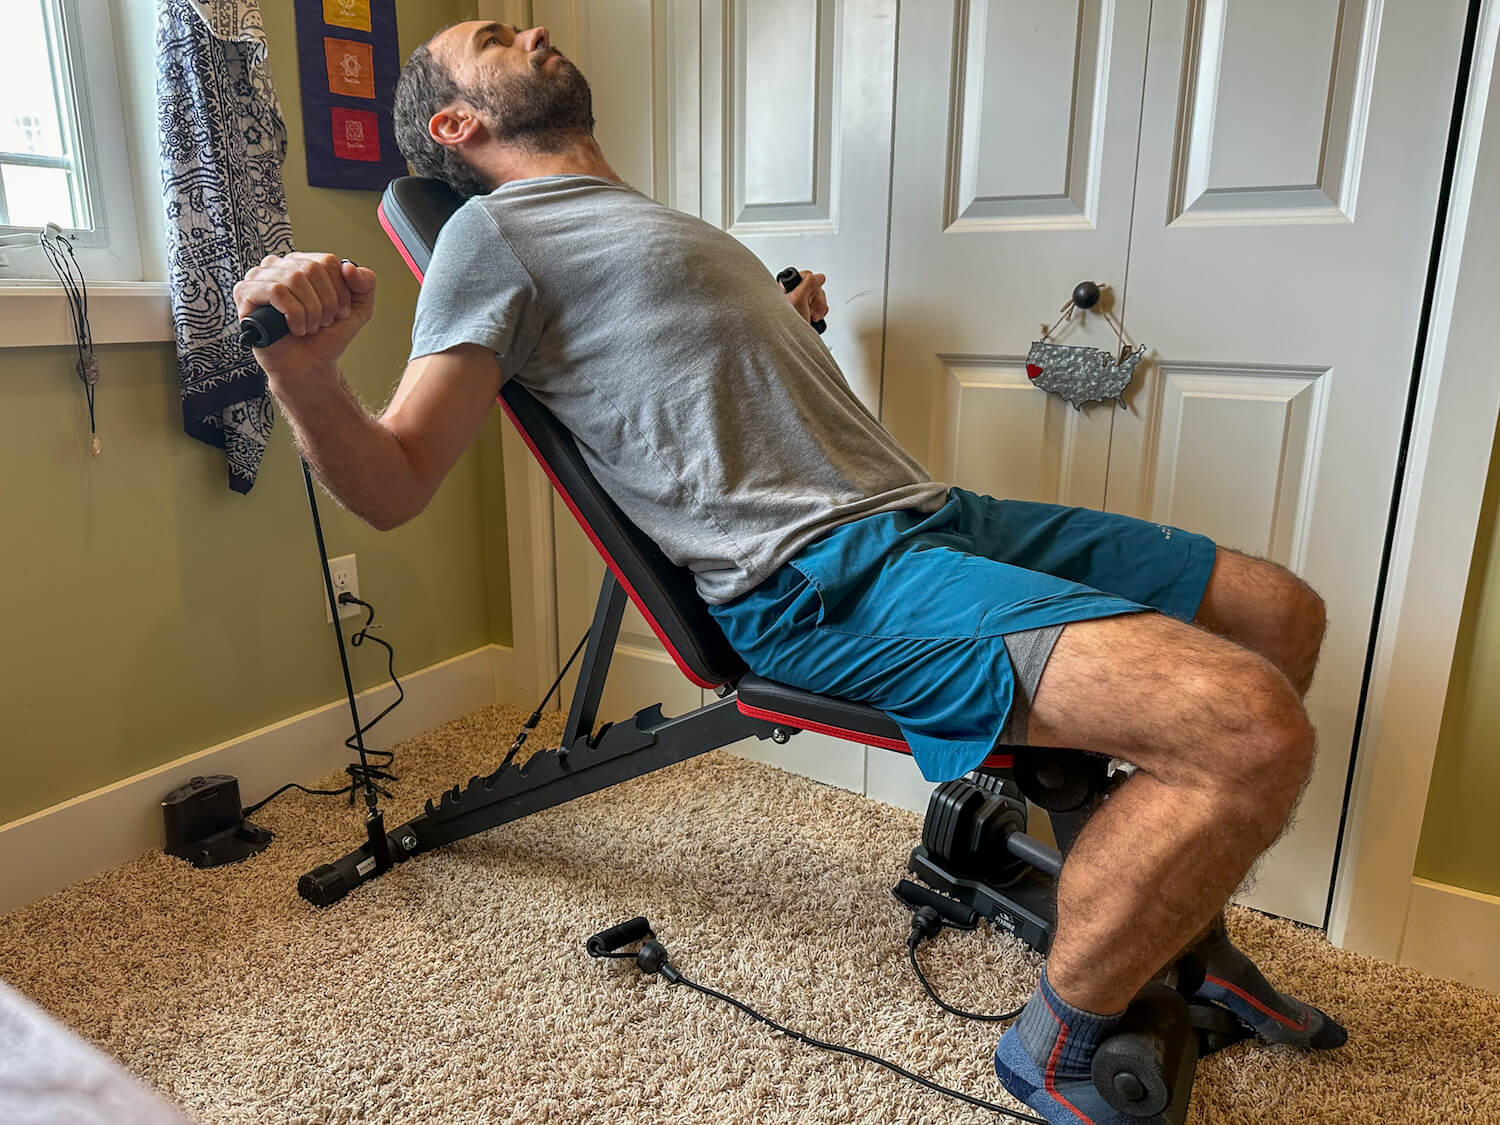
232,22,1344,1124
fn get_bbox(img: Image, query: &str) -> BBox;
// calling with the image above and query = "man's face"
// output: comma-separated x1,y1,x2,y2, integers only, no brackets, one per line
433,22,594,152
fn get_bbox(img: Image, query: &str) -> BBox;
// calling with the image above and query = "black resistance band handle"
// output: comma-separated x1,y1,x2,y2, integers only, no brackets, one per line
777,266,827,334
892,880,979,931
237,258,359,349
587,916,653,957
238,305,289,348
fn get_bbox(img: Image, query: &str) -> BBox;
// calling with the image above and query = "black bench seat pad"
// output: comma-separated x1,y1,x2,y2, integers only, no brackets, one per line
735,673,908,749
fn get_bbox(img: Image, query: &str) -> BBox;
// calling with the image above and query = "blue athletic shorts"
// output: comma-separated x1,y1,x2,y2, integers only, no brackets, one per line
708,487,1217,783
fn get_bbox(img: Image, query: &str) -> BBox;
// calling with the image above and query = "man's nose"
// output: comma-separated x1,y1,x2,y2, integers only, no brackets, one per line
516,26,551,52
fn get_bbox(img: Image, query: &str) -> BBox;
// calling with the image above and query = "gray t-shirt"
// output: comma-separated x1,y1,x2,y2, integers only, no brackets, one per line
409,174,948,604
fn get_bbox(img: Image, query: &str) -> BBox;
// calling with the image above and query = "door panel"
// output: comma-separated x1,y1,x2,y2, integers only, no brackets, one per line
544,1,902,776
1124,362,1328,567
1172,0,1378,223
699,0,901,778
733,0,836,227
1105,0,1467,923
950,0,1117,229
879,0,1153,812
936,357,1107,505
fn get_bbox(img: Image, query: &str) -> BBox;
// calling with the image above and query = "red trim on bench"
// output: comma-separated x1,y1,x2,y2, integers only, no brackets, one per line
736,699,1015,771
498,395,721,690
378,201,426,283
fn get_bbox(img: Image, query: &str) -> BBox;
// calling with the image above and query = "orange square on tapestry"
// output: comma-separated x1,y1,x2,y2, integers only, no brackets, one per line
324,38,375,100
322,0,372,32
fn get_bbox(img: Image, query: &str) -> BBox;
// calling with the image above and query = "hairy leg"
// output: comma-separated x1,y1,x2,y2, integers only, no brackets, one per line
1195,547,1327,698
1024,612,1314,1015
1183,548,1327,950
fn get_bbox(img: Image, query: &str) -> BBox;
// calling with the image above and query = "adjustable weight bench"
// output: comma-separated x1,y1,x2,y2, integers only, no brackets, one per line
290,176,1235,1123
300,178,1125,965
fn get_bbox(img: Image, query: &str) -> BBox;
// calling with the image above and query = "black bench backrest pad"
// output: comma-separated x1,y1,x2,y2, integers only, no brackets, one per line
379,177,747,688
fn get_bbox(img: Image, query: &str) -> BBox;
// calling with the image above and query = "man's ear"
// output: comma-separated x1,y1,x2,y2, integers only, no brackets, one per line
429,104,481,149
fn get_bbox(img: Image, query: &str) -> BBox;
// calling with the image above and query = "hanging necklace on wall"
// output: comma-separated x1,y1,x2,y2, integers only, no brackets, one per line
38,224,102,456
1025,280,1148,411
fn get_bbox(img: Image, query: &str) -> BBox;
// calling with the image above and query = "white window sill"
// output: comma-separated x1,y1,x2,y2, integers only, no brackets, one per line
0,281,173,349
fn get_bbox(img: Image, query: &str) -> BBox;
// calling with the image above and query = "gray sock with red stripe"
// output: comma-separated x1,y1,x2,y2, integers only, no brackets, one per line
1190,922,1347,1049
993,967,1136,1125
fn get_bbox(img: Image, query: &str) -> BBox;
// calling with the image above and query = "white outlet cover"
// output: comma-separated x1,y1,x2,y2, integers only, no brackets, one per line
325,553,361,623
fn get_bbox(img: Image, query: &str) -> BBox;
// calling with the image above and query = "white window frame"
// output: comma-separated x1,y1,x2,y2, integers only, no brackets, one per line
0,0,143,284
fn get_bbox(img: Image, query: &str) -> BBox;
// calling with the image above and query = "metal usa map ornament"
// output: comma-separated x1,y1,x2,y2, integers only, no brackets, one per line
1026,281,1147,411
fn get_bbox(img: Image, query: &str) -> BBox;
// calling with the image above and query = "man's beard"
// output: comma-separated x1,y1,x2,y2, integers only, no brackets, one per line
468,49,595,154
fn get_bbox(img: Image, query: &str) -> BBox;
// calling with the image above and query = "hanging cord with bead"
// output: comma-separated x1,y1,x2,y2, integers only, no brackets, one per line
37,225,101,455
1038,280,1133,363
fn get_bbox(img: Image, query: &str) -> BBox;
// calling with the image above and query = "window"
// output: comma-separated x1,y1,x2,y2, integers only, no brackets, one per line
0,0,142,282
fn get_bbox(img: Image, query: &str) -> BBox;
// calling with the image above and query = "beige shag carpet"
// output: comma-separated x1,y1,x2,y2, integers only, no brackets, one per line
2,704,1498,1124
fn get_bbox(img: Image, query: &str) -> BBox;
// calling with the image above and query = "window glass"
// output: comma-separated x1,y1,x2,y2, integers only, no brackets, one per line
0,0,88,230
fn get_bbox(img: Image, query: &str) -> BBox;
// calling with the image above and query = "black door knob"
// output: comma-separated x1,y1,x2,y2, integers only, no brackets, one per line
1072,281,1102,310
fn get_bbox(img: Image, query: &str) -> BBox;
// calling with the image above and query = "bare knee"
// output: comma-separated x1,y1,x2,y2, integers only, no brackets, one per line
1248,556,1326,653
1222,664,1316,840
1198,550,1327,692
1253,562,1327,696
1285,575,1327,656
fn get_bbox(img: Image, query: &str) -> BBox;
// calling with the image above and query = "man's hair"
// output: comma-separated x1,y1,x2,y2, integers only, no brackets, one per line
393,39,492,199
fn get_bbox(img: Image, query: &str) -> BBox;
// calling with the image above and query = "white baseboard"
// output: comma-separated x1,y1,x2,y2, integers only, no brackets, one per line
0,645,519,916
729,731,868,795
1399,877,1500,993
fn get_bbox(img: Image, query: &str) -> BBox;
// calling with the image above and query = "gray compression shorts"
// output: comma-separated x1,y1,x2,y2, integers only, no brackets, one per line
998,624,1066,746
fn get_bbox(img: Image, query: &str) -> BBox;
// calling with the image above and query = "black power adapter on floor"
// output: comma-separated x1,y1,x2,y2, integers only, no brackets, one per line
161,775,272,868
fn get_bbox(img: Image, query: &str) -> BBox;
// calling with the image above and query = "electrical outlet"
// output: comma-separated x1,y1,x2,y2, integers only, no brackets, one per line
324,553,361,623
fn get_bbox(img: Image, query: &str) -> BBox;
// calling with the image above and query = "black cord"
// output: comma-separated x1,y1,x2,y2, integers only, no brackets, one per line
243,593,402,818
247,605,585,818
908,942,1025,1023
494,630,590,774
670,970,1046,1124
339,593,404,795
242,777,377,817
300,460,385,816
38,230,98,447
900,902,1028,1022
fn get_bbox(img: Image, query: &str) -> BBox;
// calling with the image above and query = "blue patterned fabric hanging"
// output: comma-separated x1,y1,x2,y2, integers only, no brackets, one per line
157,0,293,494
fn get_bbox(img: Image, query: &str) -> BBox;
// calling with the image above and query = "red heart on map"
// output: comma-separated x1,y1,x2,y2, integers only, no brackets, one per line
1026,364,1043,379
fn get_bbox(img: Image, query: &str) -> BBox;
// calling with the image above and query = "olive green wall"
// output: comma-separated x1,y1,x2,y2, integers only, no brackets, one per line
0,0,508,827
1415,414,1500,897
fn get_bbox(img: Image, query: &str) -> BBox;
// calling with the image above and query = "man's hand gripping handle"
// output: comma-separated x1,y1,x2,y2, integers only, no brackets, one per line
778,266,827,334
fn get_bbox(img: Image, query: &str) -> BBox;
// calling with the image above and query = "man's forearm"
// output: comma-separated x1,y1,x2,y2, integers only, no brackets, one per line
270,364,426,531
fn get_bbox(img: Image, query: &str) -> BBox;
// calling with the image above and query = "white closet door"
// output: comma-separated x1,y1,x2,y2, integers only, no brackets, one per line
690,0,903,788
539,2,904,785
535,0,706,728
876,0,1154,810
1108,0,1467,923
882,0,1467,925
